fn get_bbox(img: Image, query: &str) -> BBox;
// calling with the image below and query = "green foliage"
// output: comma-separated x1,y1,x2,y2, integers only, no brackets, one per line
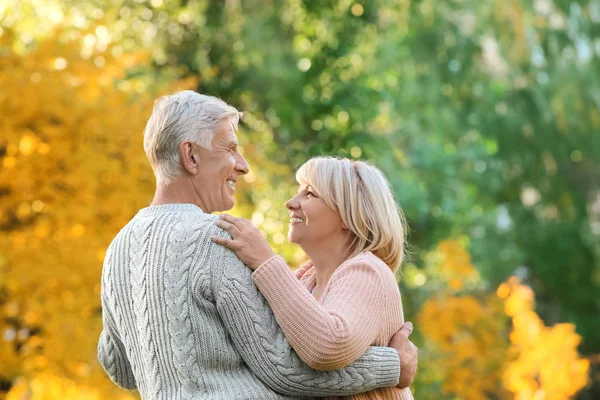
1,0,599,398
158,0,600,359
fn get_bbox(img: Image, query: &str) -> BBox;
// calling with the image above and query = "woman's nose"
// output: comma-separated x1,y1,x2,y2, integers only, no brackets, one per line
285,197,299,210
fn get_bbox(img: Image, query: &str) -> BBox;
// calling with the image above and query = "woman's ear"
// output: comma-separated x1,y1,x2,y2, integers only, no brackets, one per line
341,221,349,230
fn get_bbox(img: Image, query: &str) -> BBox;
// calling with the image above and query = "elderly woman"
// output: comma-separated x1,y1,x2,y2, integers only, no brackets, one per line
98,91,416,399
214,156,415,399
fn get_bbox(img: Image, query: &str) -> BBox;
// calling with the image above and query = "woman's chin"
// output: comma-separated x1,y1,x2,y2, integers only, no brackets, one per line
287,233,299,245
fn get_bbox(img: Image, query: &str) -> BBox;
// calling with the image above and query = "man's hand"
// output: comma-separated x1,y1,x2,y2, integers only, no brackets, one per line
389,321,418,389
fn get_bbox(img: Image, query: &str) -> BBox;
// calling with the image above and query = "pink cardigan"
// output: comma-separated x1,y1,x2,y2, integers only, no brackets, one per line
253,252,414,400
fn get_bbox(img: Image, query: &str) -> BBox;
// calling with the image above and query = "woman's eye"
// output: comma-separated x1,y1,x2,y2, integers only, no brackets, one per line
307,191,315,197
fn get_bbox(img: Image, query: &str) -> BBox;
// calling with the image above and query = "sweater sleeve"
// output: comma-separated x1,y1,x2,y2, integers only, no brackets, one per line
97,299,137,390
97,243,136,391
210,229,400,397
253,255,386,371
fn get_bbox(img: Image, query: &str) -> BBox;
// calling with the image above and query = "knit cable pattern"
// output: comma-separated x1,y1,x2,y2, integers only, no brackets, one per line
98,329,118,379
101,240,138,389
99,249,120,380
130,216,162,397
217,250,399,397
99,205,400,399
165,220,205,398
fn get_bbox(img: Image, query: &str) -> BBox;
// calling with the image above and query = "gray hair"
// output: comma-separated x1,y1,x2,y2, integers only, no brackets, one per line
143,90,241,184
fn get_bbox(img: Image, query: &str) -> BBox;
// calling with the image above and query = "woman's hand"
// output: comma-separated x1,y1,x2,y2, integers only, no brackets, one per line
212,214,275,270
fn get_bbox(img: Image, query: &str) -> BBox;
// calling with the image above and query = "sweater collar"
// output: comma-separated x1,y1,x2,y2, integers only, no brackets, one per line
137,203,204,216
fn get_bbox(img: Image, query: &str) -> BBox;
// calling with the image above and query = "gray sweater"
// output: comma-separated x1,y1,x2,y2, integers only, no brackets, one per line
98,204,400,399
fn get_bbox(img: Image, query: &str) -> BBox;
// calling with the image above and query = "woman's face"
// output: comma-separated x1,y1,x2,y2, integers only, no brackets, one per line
285,184,346,248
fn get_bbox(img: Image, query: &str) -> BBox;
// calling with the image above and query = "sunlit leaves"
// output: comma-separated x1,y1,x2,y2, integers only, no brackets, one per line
499,277,591,399
0,26,169,395
418,240,590,399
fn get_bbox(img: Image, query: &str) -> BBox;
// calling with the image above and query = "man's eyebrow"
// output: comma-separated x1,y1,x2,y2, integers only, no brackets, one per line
229,135,239,146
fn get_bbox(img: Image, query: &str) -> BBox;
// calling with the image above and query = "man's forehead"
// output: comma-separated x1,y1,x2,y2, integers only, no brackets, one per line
217,121,239,144
229,119,239,132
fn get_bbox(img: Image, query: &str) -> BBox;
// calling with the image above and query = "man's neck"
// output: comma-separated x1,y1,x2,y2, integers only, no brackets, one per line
150,179,207,211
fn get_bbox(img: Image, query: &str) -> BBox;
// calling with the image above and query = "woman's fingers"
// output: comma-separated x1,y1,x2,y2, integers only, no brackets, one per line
211,235,236,249
215,219,241,237
213,215,274,270
239,218,257,231
219,213,243,229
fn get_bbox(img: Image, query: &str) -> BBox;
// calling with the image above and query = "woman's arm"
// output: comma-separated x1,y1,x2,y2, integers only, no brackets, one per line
211,214,390,370
210,227,401,396
253,254,387,370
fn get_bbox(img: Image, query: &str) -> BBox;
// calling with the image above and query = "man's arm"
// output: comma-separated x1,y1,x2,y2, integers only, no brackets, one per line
389,322,419,389
97,246,137,391
210,229,400,397
97,303,137,390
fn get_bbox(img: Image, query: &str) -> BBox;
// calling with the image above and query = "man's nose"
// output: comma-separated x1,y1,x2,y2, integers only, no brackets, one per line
236,153,250,175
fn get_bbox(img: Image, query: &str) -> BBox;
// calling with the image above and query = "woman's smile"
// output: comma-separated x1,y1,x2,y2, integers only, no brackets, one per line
289,216,304,225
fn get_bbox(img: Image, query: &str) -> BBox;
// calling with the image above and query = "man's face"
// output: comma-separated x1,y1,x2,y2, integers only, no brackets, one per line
193,118,249,213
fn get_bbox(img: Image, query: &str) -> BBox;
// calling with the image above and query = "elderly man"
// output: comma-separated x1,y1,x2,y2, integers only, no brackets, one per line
97,90,418,399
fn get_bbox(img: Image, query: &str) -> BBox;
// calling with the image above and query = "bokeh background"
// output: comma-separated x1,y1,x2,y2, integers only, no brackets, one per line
0,0,599,398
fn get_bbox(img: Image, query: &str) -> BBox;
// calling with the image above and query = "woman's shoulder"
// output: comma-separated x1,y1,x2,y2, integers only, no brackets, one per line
340,251,391,274
335,251,401,287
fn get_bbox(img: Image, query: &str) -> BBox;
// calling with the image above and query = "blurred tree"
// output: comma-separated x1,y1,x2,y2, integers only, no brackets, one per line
152,3,600,393
0,13,302,397
499,277,590,400
417,240,512,399
418,240,590,400
1,0,598,398
0,25,160,397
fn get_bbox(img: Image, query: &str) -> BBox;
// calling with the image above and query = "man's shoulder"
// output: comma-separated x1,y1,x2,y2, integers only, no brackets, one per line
169,211,219,234
106,209,220,252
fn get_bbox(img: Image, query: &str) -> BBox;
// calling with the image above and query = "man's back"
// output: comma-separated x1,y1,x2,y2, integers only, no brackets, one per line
98,204,401,400
99,204,293,399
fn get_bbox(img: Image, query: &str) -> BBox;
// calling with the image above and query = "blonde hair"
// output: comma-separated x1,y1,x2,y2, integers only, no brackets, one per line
143,90,241,185
296,157,407,271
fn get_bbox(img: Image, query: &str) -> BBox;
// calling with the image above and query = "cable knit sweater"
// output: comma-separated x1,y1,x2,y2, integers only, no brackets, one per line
97,204,401,400
252,253,415,400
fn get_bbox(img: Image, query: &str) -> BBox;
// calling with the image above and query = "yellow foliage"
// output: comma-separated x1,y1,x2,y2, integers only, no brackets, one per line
5,373,136,400
418,240,511,400
501,277,590,399
418,241,590,400
0,5,592,398
0,27,179,395
0,23,301,397
426,239,480,291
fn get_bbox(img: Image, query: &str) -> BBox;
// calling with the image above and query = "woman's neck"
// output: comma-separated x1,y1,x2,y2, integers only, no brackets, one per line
303,235,353,289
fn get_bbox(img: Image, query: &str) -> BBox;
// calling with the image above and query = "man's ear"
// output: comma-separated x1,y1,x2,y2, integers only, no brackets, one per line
180,141,198,174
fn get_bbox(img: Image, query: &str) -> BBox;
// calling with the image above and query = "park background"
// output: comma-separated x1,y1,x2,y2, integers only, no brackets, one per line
0,0,599,398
